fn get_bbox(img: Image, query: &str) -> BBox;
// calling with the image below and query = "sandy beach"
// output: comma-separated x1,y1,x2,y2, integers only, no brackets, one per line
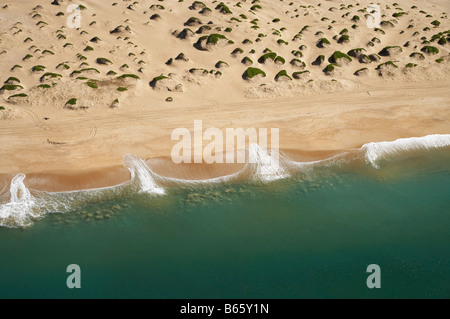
1,0,449,191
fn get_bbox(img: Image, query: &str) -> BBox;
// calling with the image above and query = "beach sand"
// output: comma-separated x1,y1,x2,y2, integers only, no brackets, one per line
0,0,449,191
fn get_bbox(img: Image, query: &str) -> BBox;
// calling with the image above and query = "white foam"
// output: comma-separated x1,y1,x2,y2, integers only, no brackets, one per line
0,174,36,227
9,173,31,203
123,154,165,195
2,135,449,228
361,134,450,168
248,144,290,182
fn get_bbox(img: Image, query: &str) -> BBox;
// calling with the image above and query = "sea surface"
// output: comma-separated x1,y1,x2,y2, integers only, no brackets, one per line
0,135,449,298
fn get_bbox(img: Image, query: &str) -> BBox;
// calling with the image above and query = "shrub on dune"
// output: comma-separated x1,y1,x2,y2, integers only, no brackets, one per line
11,65,23,71
317,38,331,48
338,34,350,44
40,73,62,82
231,47,244,56
258,52,277,63
8,93,28,100
184,17,202,26
0,84,23,92
189,68,209,76
359,54,372,63
176,28,195,39
274,56,285,65
377,61,399,69
242,67,266,80
312,55,325,66
292,70,310,79
291,50,303,57
379,46,403,56
215,61,230,69
241,57,253,66
275,70,292,81
190,1,206,11
347,48,366,58
431,20,440,27
195,33,228,50
65,98,77,108
215,2,232,14
56,62,70,70
323,63,338,75
96,58,113,65
410,52,425,60
4,77,20,84
421,46,439,55
32,65,46,72
117,74,140,80
354,68,369,76
199,7,212,15
290,59,306,68
330,51,352,65
86,81,98,89
380,21,394,28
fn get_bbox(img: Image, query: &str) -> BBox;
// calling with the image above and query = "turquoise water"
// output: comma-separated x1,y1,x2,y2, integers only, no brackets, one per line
0,148,449,298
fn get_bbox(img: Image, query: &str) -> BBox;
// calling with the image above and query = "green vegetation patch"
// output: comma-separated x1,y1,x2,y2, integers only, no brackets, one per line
377,61,399,69
40,73,62,82
0,84,23,91
275,70,292,81
243,67,266,79
8,93,28,99
96,57,113,65
150,74,171,87
421,46,439,54
215,2,232,14
32,65,46,72
318,38,331,46
379,46,403,56
324,63,338,73
206,33,227,44
5,77,20,84
258,52,277,63
65,98,77,106
292,70,310,79
347,48,366,57
86,81,98,89
117,74,140,80
274,56,285,64
330,51,352,63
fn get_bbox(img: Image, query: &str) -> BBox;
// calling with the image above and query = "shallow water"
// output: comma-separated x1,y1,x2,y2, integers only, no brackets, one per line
0,145,449,298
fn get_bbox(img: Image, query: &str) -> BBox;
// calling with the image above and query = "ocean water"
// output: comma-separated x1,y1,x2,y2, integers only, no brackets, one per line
0,136,449,298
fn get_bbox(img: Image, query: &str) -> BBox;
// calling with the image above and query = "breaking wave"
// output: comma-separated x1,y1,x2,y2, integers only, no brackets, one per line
361,134,450,168
1,134,449,228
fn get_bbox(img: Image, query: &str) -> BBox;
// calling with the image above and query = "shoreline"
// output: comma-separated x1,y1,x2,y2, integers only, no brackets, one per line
1,81,449,192
1,137,449,194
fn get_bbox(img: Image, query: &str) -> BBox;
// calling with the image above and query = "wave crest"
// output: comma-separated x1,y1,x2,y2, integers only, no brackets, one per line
361,134,450,168
1,134,449,228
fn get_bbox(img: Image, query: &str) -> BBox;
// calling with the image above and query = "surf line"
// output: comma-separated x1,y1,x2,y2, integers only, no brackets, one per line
171,120,280,165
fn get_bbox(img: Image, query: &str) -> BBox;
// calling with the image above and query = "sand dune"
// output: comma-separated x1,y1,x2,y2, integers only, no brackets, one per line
0,0,449,189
